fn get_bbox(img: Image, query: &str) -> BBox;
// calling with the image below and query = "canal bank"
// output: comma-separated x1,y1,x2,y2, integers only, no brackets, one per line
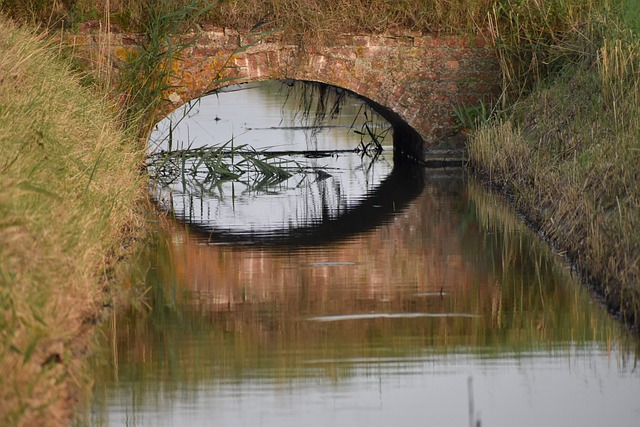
0,17,147,426
467,10,640,331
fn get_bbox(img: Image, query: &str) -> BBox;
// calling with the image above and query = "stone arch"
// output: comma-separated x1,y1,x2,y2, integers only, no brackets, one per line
161,28,500,162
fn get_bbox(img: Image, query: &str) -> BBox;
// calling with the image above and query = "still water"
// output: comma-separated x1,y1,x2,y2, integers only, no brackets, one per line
90,81,640,427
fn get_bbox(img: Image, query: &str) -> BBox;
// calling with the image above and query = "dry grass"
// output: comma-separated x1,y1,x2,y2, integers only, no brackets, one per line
0,16,146,426
6,0,494,36
201,0,493,37
470,14,640,328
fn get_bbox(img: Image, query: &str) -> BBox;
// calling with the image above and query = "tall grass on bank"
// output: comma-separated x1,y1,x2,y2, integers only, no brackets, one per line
5,0,495,37
0,16,146,426
487,0,607,103
115,1,215,136
470,12,640,328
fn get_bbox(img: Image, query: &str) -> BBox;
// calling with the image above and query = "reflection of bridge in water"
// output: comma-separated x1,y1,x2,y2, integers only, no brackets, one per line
104,170,631,427
159,171,477,316
172,158,426,246
146,173,600,351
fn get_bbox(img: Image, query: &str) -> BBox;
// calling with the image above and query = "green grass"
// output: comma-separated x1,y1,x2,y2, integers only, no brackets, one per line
620,0,640,33
0,15,146,426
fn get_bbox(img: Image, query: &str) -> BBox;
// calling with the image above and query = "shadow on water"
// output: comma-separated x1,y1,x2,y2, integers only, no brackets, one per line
181,156,427,247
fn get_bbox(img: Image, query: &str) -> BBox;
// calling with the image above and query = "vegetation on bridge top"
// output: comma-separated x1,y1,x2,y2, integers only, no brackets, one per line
3,0,501,34
0,0,610,37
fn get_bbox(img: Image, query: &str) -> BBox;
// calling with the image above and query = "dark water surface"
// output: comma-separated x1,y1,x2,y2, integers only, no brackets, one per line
90,82,640,427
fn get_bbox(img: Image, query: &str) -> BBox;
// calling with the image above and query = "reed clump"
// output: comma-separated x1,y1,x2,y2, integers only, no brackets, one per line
469,3,640,329
0,15,146,426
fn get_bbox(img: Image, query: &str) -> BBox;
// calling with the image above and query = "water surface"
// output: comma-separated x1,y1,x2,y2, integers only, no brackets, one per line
90,81,640,427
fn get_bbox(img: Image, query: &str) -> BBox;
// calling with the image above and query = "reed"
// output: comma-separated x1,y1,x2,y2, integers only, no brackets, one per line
147,140,301,190
113,1,215,138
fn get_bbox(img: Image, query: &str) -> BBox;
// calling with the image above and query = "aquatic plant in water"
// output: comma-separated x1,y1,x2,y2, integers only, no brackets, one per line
147,139,303,190
148,80,391,193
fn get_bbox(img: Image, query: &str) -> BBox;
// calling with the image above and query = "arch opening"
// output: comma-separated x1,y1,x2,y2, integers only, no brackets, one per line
148,79,428,244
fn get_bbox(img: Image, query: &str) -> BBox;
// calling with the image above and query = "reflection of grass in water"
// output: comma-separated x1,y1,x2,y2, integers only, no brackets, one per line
284,80,347,130
147,139,300,190
464,180,630,347
281,80,392,148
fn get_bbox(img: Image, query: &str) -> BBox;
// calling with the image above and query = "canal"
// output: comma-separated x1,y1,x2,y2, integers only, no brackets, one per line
89,81,640,427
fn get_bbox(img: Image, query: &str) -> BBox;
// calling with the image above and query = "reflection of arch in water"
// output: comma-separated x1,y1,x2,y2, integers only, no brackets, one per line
176,157,429,247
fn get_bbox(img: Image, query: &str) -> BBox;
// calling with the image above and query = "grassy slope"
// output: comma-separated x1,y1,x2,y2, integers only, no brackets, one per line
469,10,640,328
0,16,145,426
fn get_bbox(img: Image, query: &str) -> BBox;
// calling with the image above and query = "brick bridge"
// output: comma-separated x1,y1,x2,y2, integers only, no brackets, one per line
79,25,501,162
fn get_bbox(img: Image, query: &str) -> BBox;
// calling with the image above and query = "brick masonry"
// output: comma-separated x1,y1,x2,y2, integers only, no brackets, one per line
72,25,501,161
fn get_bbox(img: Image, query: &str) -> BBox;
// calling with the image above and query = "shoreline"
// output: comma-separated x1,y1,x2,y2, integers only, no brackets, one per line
468,169,640,334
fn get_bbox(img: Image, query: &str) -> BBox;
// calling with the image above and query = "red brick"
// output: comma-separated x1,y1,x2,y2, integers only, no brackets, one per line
192,46,218,57
443,37,469,48
86,27,502,147
444,60,460,71
415,70,437,80
122,36,137,46
414,36,443,48
370,35,414,47
429,93,451,104
351,35,371,47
